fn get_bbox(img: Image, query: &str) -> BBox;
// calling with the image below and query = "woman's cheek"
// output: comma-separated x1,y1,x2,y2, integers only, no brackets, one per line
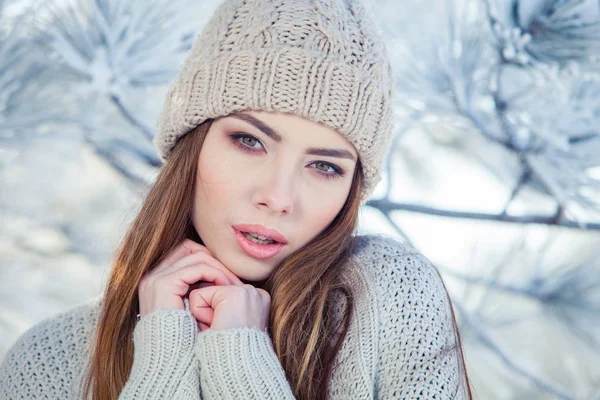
201,156,234,181
310,201,342,230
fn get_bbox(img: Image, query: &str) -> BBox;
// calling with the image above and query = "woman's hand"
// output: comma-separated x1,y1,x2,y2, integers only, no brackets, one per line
138,239,244,317
189,283,271,332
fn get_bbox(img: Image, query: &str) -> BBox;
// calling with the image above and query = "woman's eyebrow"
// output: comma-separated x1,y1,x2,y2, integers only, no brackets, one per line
229,112,357,162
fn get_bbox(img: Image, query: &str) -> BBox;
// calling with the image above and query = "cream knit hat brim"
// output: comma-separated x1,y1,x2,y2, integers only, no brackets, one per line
154,0,395,203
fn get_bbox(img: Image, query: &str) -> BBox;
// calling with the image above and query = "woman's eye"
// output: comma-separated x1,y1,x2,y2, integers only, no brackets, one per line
229,133,344,180
314,161,332,173
229,133,264,152
241,135,259,147
311,161,344,180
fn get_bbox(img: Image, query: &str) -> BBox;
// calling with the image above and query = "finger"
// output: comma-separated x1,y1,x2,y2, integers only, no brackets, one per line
151,239,207,274
169,264,234,292
189,287,216,328
165,253,238,286
190,298,214,326
191,284,230,310
157,251,243,285
183,245,243,285
186,281,214,301
257,288,271,304
182,238,210,252
192,251,243,285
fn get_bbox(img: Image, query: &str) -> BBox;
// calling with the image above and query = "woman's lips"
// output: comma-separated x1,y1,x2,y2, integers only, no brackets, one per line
232,224,288,244
233,228,285,259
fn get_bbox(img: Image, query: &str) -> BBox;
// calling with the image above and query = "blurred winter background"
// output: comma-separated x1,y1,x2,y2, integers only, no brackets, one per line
1,0,600,398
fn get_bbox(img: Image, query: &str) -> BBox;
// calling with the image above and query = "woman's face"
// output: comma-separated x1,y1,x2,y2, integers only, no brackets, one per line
191,110,358,281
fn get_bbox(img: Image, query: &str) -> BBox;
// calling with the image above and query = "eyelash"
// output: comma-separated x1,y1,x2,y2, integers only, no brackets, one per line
228,133,345,180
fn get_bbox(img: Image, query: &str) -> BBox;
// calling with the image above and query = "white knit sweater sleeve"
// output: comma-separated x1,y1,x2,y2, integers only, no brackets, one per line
0,301,99,399
194,327,296,399
118,299,201,399
0,298,202,400
372,237,468,399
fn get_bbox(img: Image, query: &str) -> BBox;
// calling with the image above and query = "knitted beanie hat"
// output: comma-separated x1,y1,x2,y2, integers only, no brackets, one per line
154,0,396,203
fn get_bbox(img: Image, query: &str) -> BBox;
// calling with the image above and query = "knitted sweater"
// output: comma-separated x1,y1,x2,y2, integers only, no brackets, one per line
0,235,467,399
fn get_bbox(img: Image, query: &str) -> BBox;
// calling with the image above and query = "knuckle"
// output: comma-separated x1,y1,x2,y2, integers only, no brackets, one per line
191,251,218,267
191,247,206,255
169,280,188,292
259,289,271,302
233,286,248,297
183,238,200,247
185,252,205,264
243,284,256,293
181,239,202,252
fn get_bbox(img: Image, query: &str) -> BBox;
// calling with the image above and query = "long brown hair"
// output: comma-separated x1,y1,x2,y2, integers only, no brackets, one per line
82,116,473,399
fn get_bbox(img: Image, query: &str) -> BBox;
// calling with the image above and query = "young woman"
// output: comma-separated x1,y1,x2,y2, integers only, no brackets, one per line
0,0,473,399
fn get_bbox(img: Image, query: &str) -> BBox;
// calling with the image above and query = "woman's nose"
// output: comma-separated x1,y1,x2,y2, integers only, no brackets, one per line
252,169,295,214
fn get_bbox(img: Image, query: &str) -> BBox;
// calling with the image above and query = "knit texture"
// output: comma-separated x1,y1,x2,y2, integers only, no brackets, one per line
0,235,467,399
154,0,396,203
